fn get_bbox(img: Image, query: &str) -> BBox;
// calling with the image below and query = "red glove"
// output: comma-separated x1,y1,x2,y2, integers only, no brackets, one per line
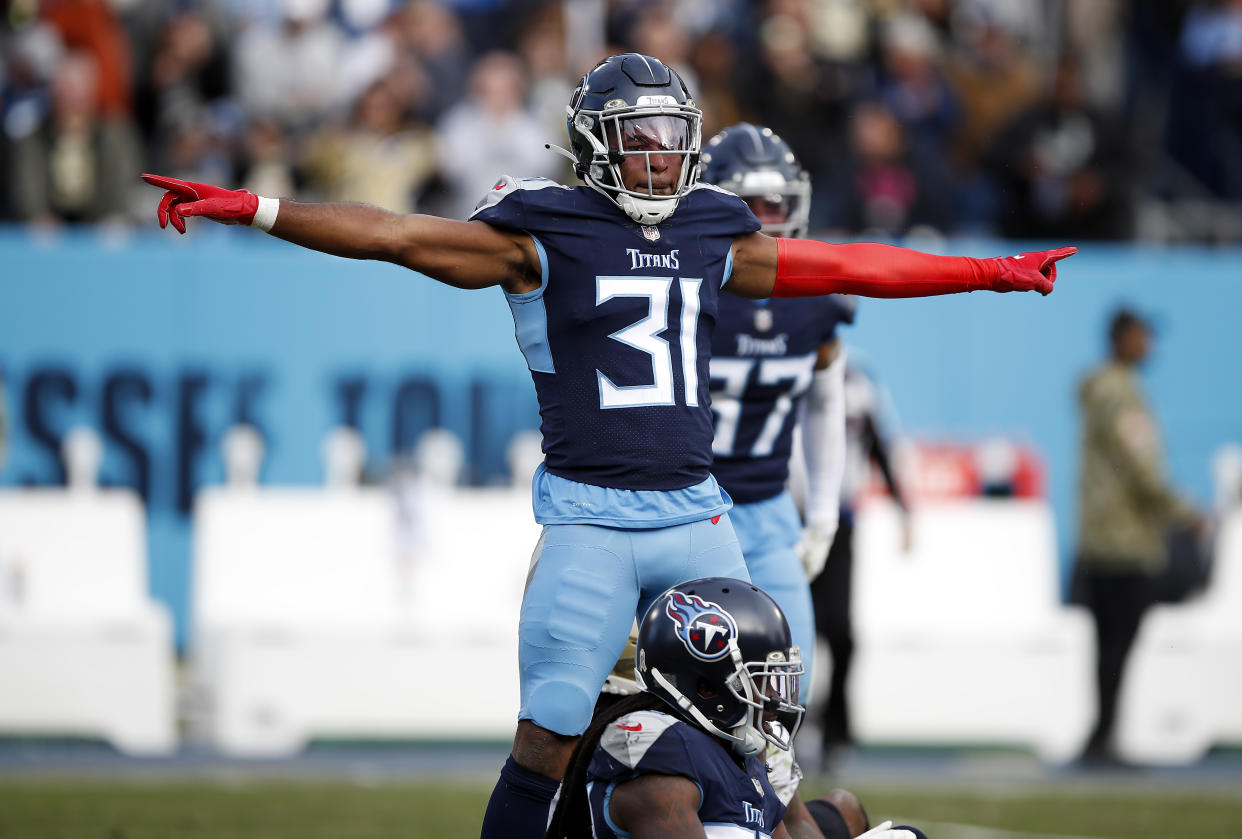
987,247,1077,294
141,173,258,234
772,240,1077,299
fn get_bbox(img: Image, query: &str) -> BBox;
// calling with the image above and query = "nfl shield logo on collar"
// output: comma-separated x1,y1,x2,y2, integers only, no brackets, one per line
642,225,661,242
754,306,773,332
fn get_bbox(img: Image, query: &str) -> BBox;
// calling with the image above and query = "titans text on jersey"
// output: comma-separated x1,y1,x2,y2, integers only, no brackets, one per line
587,709,786,838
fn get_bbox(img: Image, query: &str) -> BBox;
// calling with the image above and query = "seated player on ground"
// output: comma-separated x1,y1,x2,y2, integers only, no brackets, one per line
553,577,926,839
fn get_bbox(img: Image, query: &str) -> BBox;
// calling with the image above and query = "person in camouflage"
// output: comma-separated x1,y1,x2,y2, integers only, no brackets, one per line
1074,308,1202,765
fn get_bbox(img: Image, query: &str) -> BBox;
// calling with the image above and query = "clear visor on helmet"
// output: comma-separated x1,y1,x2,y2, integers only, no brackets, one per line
602,113,698,198
614,115,691,153
725,652,805,751
736,170,810,238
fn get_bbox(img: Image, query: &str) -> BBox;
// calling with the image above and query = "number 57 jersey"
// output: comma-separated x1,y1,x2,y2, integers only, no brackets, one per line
473,176,761,501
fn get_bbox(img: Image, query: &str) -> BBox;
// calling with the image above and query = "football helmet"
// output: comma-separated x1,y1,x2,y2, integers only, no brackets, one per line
699,123,810,238
635,577,804,756
551,53,702,226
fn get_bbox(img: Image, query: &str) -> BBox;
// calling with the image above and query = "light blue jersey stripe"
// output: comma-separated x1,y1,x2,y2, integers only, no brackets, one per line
530,463,732,527
721,245,735,289
505,234,553,373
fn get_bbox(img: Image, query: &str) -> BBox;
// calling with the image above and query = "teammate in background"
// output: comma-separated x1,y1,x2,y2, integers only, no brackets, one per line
700,123,853,703
811,361,911,765
142,53,1073,839
548,577,924,839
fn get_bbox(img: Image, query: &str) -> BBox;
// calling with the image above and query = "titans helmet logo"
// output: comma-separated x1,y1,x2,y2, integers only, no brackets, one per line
665,591,738,661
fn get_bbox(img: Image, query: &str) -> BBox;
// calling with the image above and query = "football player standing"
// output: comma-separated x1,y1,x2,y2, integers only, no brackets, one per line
143,53,1074,838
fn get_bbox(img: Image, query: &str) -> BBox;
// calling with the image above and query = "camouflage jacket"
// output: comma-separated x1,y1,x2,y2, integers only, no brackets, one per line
1076,362,1197,571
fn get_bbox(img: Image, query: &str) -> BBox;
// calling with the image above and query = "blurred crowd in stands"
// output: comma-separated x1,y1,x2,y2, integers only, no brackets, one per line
2,0,1241,241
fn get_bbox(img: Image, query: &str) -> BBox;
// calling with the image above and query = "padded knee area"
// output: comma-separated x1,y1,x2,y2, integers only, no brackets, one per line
524,681,595,736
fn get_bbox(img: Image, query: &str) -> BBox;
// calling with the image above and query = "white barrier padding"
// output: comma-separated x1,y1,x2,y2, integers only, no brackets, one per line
0,489,176,754
189,484,538,755
1118,508,1242,764
849,498,1093,762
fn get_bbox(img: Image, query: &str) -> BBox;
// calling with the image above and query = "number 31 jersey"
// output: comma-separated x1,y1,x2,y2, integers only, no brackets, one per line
473,176,760,494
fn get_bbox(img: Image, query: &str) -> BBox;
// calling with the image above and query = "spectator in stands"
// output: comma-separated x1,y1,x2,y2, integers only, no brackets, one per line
810,361,910,767
232,0,346,130
6,50,139,223
134,8,232,163
1165,0,1242,202
301,76,437,213
873,12,961,170
395,1,470,123
1073,307,1204,766
689,28,744,141
516,4,575,178
740,4,859,230
942,8,1041,232
944,9,1041,165
40,0,132,120
827,98,954,236
433,50,557,221
984,54,1132,240
236,116,296,200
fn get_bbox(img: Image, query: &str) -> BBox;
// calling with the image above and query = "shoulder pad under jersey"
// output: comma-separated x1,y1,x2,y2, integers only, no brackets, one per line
470,175,569,218
598,709,682,770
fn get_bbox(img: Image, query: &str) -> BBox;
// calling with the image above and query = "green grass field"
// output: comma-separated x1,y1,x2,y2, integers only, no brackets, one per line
2,777,1239,839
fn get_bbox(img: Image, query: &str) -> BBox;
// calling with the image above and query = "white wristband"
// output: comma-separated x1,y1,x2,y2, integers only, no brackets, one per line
250,196,280,232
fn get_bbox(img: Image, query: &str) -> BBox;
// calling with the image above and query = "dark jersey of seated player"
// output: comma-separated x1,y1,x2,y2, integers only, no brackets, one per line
472,177,760,492
709,294,856,504
585,707,786,838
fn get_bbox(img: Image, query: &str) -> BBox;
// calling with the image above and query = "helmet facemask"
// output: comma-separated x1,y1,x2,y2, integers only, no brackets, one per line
569,100,702,226
726,648,804,753
642,637,805,756
725,169,811,239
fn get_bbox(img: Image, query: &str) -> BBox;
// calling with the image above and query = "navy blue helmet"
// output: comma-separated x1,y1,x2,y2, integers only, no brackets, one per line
700,123,810,238
635,577,804,755
558,53,702,226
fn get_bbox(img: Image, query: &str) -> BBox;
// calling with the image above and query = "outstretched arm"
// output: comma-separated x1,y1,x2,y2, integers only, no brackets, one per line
609,773,708,839
725,232,1075,300
141,175,541,294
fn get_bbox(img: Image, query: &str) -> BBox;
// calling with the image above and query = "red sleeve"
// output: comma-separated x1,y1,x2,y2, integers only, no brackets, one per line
772,237,997,299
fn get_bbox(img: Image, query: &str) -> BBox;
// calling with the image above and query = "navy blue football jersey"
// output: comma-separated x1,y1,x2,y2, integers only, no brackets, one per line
473,177,760,492
709,295,856,504
587,708,786,838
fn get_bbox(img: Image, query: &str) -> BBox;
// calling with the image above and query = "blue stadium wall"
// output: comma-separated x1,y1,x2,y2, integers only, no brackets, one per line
1,228,1237,645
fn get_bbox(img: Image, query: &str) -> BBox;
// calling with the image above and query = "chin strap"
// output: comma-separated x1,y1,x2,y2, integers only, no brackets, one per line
616,193,678,225
732,724,768,757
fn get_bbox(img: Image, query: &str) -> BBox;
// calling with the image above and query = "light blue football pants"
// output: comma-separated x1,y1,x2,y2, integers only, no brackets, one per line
728,491,816,706
518,514,749,735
